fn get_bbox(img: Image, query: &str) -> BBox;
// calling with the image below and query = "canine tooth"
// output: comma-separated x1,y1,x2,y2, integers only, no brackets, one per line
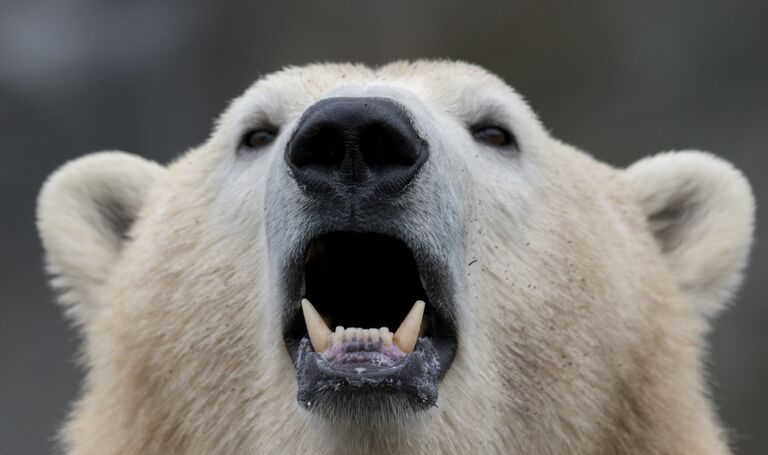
301,299,331,353
368,328,380,343
380,327,393,346
394,300,425,353
333,326,344,345
344,327,355,342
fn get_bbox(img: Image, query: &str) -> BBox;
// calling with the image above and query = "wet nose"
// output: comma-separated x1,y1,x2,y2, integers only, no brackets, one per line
286,97,428,196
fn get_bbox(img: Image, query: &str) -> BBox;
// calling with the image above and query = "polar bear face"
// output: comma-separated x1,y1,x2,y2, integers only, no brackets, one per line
38,61,754,454
258,64,546,422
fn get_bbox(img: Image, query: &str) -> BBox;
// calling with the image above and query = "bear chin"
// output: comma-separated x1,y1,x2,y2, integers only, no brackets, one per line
295,337,442,420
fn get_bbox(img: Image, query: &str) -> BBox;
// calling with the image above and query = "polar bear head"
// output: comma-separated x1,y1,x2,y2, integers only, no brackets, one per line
38,61,754,454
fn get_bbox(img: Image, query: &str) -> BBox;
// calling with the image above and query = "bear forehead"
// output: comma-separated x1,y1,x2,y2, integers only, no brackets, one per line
258,60,507,92
216,60,536,146
236,61,511,115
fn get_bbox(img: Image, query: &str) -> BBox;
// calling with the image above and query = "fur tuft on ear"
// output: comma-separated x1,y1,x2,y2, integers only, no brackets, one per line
37,152,164,328
625,151,755,319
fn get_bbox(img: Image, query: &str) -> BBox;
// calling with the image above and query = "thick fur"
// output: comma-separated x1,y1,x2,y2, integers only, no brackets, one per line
37,61,755,454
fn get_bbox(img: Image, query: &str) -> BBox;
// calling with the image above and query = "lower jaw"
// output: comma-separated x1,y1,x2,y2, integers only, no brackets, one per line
294,337,443,419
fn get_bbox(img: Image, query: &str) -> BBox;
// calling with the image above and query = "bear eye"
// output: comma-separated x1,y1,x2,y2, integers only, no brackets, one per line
471,125,516,148
242,128,278,149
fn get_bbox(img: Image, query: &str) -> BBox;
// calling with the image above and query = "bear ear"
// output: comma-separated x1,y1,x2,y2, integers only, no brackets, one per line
624,151,755,319
37,152,165,327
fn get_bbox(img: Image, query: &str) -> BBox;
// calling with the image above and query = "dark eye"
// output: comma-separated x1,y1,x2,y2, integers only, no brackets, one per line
471,125,516,148
242,128,278,149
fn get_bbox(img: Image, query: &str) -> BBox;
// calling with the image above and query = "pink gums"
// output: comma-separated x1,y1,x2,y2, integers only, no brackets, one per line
321,339,406,367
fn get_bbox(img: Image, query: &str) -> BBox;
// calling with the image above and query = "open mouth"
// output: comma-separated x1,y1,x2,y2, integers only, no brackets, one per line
282,231,458,416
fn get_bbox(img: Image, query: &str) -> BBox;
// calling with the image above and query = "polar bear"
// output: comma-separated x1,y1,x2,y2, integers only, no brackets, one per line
37,61,754,454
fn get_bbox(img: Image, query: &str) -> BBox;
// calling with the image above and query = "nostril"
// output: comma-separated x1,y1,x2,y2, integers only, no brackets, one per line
359,123,420,171
290,124,346,169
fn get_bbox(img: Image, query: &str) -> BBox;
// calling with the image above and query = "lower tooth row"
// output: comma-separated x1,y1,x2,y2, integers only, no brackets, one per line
333,326,393,346
302,298,424,354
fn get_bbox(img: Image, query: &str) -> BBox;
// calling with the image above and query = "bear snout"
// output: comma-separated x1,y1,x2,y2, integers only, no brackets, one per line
286,97,429,199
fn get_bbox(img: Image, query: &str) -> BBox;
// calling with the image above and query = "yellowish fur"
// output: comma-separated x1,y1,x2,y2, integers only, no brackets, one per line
37,61,754,454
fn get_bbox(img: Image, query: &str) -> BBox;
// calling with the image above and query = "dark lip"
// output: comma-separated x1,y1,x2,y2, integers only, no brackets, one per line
280,229,459,407
295,337,446,412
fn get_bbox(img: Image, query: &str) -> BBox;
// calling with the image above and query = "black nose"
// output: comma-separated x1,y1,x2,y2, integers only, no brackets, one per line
287,97,428,197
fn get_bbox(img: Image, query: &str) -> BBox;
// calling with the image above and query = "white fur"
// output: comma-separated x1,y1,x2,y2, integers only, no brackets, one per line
624,151,755,319
37,152,164,327
37,61,754,454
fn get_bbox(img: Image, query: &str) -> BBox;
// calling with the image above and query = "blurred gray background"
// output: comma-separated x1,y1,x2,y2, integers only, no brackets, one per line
0,0,765,453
